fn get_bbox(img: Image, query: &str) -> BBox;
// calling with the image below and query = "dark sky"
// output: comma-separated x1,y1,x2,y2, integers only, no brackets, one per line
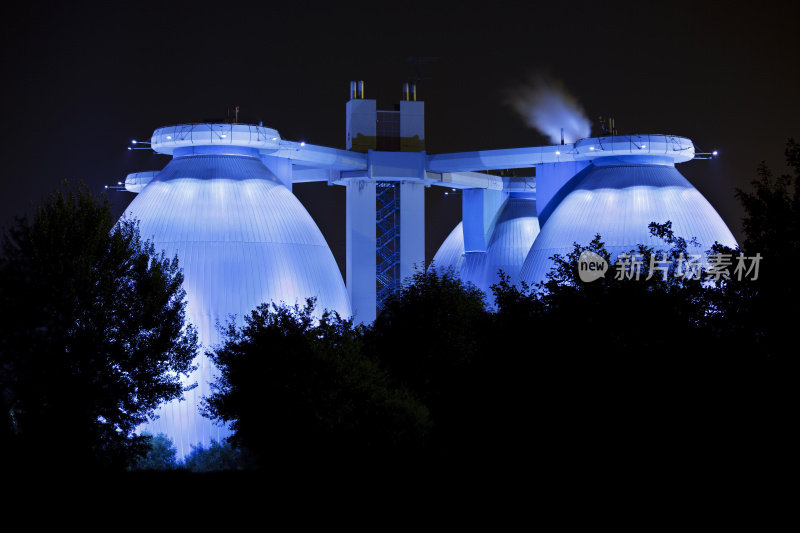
2,1,798,272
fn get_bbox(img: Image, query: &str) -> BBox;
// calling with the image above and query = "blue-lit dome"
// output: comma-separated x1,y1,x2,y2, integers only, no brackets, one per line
519,160,737,285
432,195,540,300
122,149,351,456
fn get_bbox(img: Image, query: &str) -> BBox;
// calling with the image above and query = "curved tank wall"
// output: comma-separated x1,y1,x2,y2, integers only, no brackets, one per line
432,222,465,272
432,195,540,301
519,161,737,286
122,152,351,457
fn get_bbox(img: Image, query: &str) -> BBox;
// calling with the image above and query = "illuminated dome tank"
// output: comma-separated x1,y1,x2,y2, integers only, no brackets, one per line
122,123,351,456
432,193,540,300
519,135,737,285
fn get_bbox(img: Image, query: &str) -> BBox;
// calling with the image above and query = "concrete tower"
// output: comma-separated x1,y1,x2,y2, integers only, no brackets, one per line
344,81,426,323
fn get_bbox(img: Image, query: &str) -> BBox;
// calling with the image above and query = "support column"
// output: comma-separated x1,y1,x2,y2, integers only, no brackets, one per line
462,188,506,252
346,180,376,324
260,155,293,191
399,181,425,284
535,161,591,227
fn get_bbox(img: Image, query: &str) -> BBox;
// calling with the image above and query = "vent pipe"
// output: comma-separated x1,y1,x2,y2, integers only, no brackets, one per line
402,82,409,101
411,82,417,101
350,81,356,100
358,80,365,99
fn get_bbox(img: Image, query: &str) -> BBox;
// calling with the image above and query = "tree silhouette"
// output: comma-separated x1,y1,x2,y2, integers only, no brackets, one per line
0,182,198,472
202,299,430,470
729,139,799,362
367,269,492,459
183,439,247,472
487,233,725,464
133,433,179,471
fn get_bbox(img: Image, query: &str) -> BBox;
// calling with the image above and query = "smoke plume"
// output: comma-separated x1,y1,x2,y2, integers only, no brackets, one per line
506,74,591,144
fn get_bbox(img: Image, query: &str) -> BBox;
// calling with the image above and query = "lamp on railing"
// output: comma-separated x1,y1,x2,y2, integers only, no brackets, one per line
128,139,152,151
694,149,719,160
104,181,126,191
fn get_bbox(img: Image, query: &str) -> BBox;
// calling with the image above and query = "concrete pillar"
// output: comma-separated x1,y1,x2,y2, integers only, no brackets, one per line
346,180,376,324
399,181,425,284
535,161,591,227
260,155,293,191
462,188,506,252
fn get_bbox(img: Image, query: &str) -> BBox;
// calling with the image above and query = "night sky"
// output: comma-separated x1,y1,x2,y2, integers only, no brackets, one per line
2,1,798,273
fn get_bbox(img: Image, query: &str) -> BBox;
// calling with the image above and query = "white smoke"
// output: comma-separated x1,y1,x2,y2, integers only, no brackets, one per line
506,75,591,144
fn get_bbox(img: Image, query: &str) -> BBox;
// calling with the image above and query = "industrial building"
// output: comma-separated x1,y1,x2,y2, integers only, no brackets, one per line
121,82,736,455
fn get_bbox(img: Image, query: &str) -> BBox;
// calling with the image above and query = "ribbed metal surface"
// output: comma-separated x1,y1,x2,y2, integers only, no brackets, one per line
483,197,540,292
431,196,540,299
520,163,737,285
122,154,351,457
431,222,465,273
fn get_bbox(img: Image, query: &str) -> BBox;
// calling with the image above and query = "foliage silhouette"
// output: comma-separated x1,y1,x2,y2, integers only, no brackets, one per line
0,182,198,472
133,433,179,471
366,269,492,459
202,299,430,470
183,439,249,472
728,139,800,362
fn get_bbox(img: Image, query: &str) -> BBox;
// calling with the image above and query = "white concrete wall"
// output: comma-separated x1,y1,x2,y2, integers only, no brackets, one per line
346,180,377,323
399,181,425,284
